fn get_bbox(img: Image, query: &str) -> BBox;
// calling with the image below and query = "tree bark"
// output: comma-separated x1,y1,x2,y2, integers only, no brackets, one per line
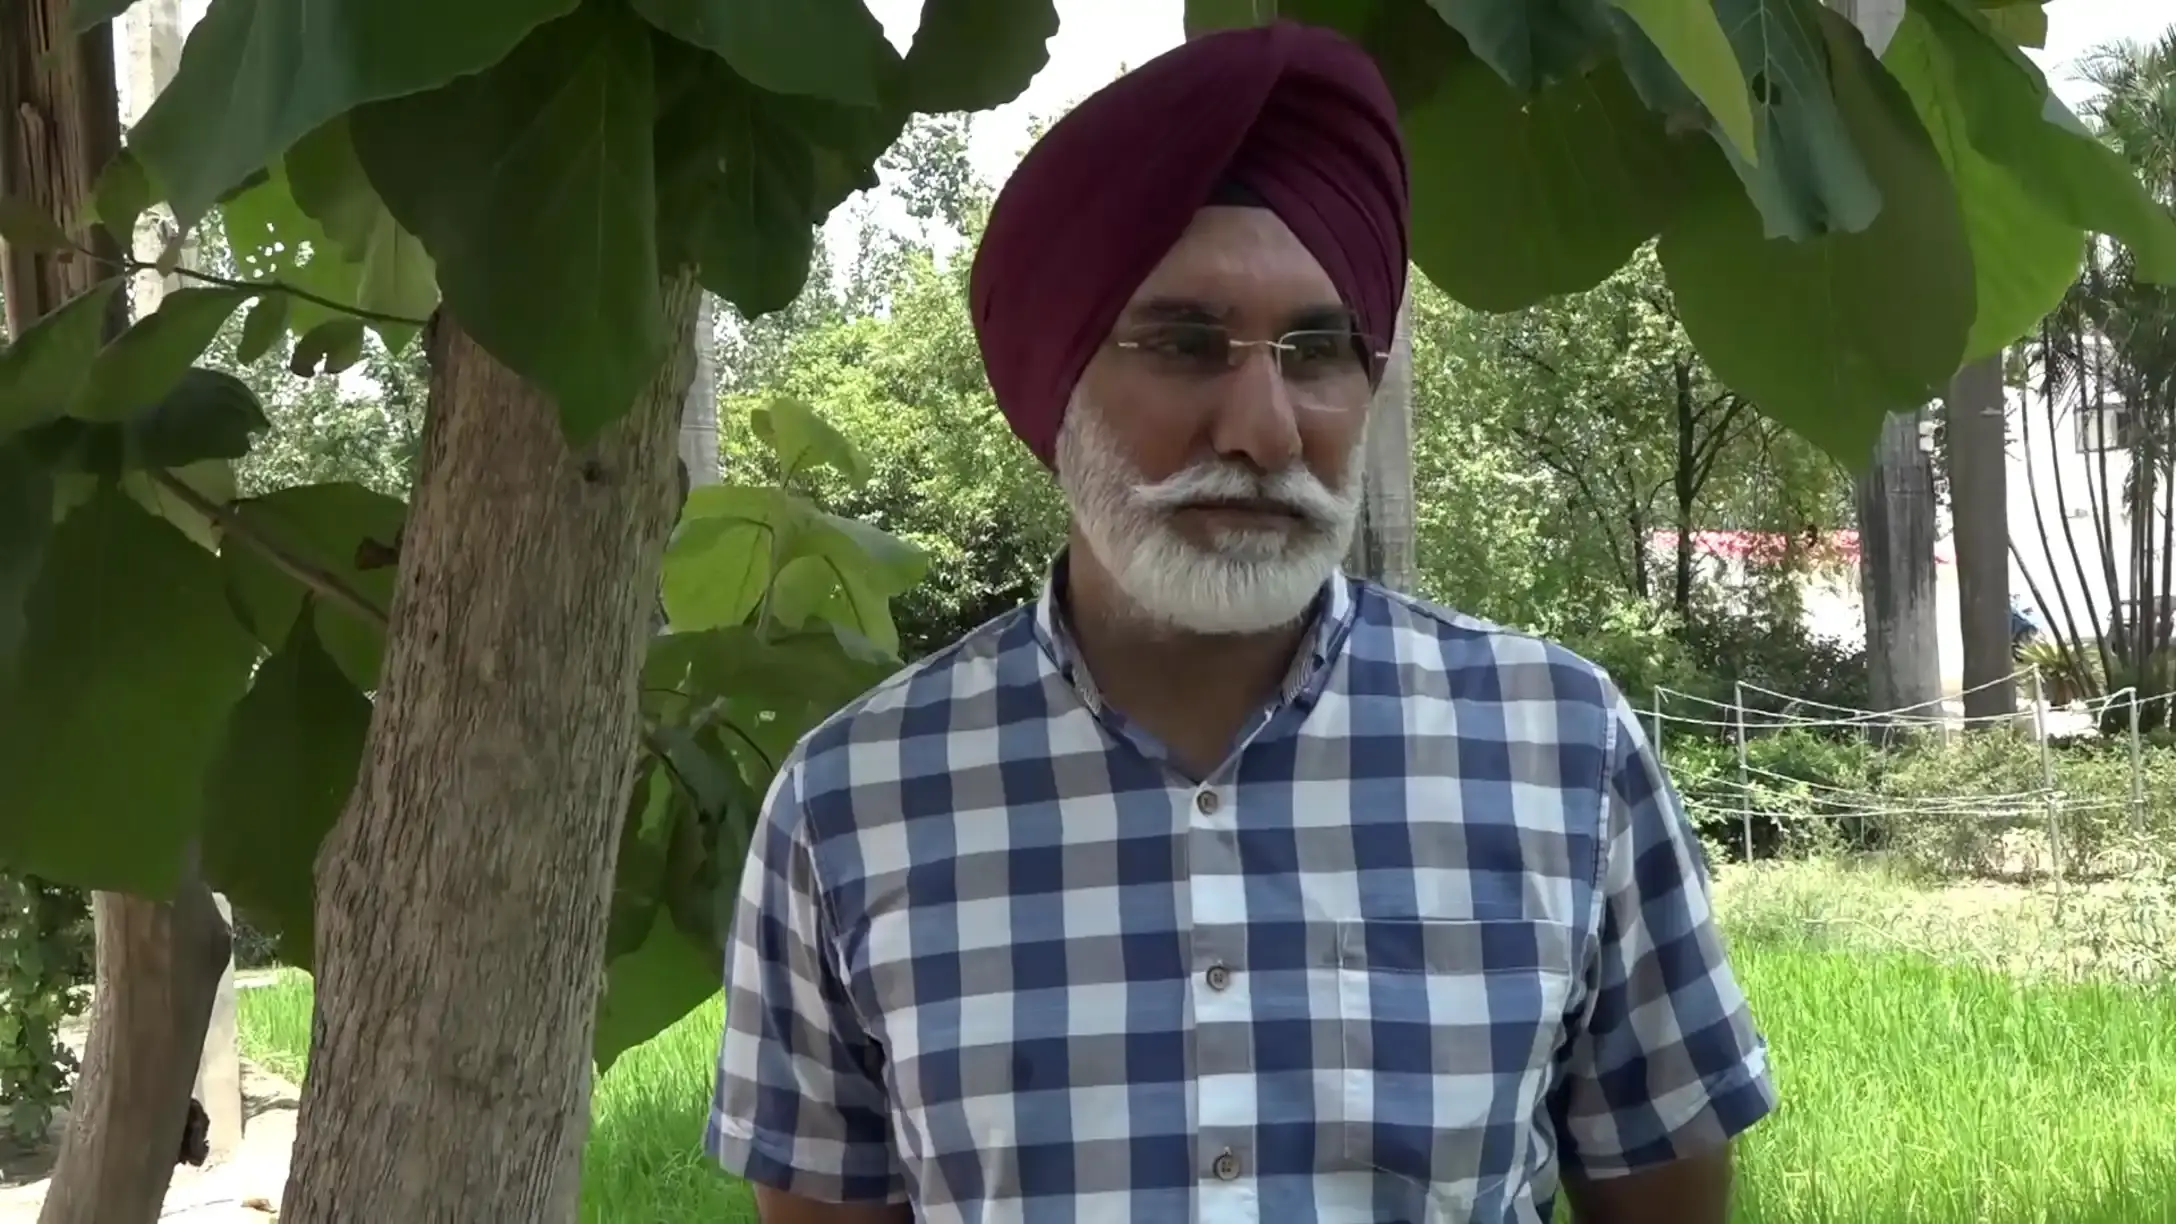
1346,289,1416,591
1947,355,2016,721
35,858,231,1224
280,278,700,1222
4,9,232,1224
1855,409,1944,731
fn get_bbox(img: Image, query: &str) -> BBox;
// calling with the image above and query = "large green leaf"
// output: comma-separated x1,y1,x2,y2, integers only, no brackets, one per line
218,159,432,352
1697,0,1883,242
661,486,790,631
680,623,899,713
125,0,578,222
1405,52,1687,311
752,396,868,485
630,0,898,107
123,460,236,553
199,611,371,971
1428,0,1616,93
0,281,121,437
653,55,823,318
593,903,722,1072
351,4,666,439
1659,4,1974,462
900,0,1059,114
121,369,270,469
284,119,439,345
1883,9,2082,360
0,445,52,671
1602,0,1756,162
1909,0,2176,285
20,370,264,477
0,489,259,896
70,288,254,424
221,482,405,692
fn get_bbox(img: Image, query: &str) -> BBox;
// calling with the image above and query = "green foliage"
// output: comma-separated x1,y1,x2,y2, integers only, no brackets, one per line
0,874,90,1148
1186,0,2176,462
593,400,922,1070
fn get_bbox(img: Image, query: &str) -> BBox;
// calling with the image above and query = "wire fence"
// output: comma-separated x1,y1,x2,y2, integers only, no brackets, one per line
1645,665,2173,893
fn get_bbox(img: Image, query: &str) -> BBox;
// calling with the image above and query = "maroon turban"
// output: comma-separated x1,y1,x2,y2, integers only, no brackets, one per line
969,21,1410,468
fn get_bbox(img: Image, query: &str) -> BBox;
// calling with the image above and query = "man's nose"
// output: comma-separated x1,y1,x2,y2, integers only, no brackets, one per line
1206,346,1302,471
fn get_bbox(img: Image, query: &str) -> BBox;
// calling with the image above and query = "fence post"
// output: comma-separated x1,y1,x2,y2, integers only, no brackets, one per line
2031,665,2063,896
1650,689,1665,768
2129,687,2144,837
1733,681,1753,864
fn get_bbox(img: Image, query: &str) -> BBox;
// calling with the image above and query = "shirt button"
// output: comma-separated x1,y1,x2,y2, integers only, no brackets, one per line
1212,1148,1241,1181
1205,963,1231,991
1195,790,1220,816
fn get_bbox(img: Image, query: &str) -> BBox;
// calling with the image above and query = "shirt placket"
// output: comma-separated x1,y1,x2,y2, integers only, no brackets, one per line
1186,775,1260,1222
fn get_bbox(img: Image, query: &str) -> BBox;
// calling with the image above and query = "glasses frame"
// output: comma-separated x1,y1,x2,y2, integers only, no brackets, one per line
1110,322,1391,412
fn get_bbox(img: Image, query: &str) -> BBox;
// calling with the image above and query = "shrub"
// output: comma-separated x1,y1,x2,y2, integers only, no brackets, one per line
0,875,92,1147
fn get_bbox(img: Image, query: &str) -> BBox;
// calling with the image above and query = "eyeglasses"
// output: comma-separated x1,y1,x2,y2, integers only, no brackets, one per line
1111,321,1386,411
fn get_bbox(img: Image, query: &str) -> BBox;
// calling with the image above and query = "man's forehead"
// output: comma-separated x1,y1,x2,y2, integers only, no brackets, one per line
1124,206,1346,322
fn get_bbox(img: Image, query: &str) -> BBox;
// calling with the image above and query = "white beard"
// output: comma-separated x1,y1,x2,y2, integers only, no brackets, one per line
1055,392,1366,636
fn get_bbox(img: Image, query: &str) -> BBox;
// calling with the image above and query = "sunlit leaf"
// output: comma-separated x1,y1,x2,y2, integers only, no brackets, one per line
126,0,578,222
1660,5,1973,463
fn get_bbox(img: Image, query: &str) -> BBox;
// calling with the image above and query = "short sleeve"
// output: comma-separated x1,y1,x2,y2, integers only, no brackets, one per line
1550,698,1777,1178
707,761,907,1203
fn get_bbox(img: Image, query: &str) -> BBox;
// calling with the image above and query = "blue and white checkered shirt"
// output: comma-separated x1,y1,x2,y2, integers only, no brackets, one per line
710,568,1775,1222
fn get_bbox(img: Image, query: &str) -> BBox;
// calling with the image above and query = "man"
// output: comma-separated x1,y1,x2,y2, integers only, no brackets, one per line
709,21,1774,1224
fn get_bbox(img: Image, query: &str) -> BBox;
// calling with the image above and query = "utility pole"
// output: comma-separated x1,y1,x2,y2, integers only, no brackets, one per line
1833,0,1944,730
1346,289,1417,591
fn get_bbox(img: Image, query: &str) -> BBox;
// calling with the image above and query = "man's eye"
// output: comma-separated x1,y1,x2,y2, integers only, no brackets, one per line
1283,330,1357,376
1152,326,1228,362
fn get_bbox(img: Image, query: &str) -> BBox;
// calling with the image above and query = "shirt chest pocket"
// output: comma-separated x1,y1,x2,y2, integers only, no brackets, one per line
1335,917,1577,1211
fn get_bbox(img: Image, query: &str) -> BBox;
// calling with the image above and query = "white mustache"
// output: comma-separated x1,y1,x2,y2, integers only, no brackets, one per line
1129,462,1346,528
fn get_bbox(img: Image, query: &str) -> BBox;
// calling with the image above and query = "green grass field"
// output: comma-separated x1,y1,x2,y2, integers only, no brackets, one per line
239,871,2176,1222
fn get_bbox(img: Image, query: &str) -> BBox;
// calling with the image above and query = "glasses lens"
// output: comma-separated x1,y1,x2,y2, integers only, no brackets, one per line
1123,322,1232,375
1278,329,1372,411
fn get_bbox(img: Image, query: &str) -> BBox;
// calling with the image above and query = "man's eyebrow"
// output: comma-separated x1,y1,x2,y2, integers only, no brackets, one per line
1123,297,1227,323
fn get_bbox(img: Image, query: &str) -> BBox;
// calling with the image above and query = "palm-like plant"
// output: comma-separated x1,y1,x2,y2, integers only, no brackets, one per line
2013,28,2176,727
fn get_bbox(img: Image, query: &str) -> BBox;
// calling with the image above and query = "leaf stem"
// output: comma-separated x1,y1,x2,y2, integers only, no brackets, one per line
73,242,431,330
148,469,390,630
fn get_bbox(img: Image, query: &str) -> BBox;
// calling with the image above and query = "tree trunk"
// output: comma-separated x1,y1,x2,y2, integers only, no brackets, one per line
1947,355,2016,720
278,279,699,1222
678,292,721,489
35,858,231,1224
4,9,232,1224
1855,409,1944,730
1346,289,1416,591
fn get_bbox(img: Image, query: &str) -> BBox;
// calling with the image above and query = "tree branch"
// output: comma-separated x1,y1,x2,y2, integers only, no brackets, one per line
149,468,389,630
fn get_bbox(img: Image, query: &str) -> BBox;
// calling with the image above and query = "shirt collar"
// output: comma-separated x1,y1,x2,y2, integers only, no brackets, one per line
1030,548,1358,714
